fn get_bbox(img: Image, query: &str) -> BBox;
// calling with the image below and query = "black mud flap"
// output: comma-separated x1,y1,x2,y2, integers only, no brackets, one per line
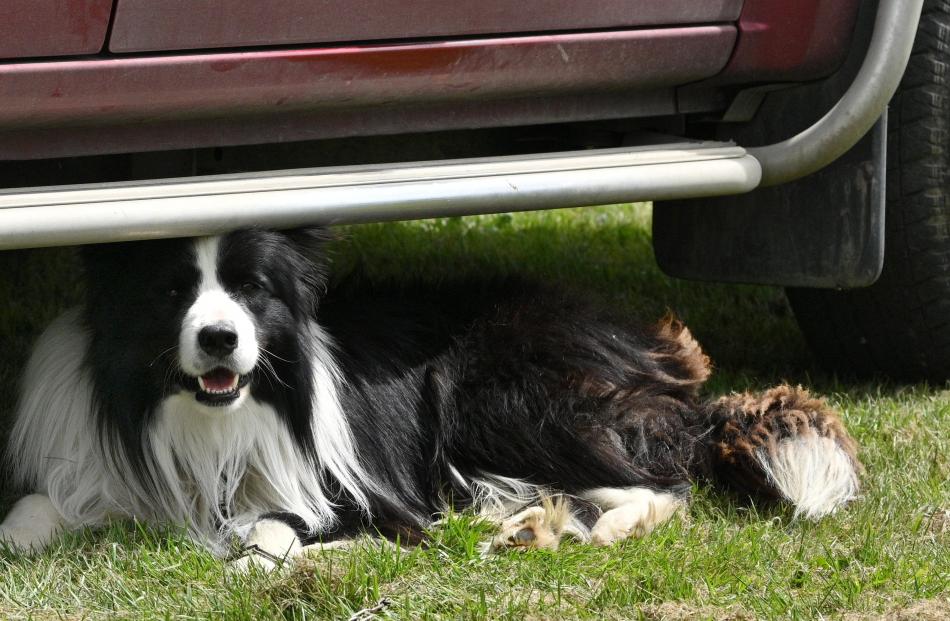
653,115,886,289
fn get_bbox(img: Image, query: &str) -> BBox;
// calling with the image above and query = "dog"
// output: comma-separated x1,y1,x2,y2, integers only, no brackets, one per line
0,228,861,568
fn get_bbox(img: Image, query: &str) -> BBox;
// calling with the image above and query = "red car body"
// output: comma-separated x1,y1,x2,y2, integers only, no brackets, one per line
0,1,860,160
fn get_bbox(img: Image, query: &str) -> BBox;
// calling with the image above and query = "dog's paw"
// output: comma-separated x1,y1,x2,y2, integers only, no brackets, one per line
226,549,279,576
487,506,558,553
0,525,47,554
483,496,579,554
589,492,681,546
0,494,63,555
226,518,302,576
226,542,298,576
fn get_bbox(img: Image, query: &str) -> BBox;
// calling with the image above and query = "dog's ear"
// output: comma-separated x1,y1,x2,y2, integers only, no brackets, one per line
283,226,336,279
284,226,336,257
282,226,337,315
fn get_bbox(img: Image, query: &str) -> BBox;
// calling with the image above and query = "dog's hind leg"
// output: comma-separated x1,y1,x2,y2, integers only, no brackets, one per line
0,494,65,554
581,487,683,546
483,488,684,552
483,495,590,553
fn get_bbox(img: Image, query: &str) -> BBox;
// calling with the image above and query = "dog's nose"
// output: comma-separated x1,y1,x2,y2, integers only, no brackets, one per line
198,324,238,358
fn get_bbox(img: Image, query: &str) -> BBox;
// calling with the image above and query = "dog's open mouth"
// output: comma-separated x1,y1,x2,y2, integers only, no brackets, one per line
179,368,251,406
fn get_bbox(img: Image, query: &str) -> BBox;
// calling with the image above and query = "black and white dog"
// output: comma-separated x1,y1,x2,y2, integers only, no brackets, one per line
0,228,861,567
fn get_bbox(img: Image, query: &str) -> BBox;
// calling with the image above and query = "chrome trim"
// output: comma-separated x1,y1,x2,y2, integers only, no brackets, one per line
0,143,760,249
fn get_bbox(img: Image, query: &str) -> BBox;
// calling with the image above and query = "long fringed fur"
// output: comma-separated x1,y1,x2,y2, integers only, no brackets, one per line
7,311,374,551
5,229,862,554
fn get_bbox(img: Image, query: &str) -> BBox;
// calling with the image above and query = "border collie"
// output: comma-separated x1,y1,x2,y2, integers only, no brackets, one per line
0,228,861,568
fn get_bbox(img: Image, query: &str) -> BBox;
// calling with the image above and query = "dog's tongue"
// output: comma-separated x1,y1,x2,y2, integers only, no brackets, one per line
199,368,238,392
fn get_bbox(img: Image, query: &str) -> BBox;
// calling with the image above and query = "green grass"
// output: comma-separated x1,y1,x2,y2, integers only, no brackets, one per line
0,204,947,620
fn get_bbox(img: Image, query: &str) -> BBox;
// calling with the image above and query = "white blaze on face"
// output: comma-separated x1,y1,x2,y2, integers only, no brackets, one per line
179,237,259,378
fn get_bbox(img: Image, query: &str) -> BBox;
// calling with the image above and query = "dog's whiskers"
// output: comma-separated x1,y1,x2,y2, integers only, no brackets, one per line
160,362,180,395
258,346,298,365
148,345,180,368
258,354,291,390
253,356,277,390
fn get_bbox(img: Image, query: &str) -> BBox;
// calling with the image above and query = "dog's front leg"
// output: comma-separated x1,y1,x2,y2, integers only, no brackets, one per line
228,512,311,574
0,494,65,554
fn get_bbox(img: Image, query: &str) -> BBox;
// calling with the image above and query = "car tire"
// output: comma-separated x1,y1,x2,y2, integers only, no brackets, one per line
787,1,950,380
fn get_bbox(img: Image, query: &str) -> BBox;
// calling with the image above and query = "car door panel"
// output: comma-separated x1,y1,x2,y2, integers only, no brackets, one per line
0,0,113,59
108,0,743,53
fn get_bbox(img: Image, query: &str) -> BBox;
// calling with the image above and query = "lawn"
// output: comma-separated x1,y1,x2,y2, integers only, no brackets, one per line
0,204,947,620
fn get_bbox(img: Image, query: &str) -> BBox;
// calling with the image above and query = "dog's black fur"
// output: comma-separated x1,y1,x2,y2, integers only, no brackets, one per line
4,228,861,552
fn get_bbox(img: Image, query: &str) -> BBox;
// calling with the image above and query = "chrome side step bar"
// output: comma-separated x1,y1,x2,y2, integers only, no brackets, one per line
0,143,760,249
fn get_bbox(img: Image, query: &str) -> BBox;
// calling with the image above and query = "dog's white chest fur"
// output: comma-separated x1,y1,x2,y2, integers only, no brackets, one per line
3,236,373,551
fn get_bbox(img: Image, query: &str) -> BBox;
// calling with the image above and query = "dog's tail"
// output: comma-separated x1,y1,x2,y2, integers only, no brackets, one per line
697,385,862,518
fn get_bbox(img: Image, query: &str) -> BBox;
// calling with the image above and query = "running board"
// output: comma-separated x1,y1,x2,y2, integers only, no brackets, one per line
0,142,760,249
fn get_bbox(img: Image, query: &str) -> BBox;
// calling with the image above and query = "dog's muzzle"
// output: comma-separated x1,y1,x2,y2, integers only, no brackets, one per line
178,368,251,406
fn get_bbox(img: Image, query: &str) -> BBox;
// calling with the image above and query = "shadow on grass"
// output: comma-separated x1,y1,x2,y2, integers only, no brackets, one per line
332,208,816,388
0,205,924,501
0,205,916,428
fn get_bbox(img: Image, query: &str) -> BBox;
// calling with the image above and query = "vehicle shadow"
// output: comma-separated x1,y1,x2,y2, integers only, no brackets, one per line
332,210,819,391
0,208,923,508
0,209,913,426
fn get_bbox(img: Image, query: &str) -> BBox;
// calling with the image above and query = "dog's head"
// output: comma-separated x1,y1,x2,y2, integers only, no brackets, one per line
82,228,331,414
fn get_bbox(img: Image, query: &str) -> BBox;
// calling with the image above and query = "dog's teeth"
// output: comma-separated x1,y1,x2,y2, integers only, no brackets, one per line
196,372,240,395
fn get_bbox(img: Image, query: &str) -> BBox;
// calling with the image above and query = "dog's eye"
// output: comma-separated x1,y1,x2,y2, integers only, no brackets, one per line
241,282,262,294
167,288,179,298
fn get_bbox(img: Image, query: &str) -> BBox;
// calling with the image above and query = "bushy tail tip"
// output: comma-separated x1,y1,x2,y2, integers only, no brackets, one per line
704,385,862,518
